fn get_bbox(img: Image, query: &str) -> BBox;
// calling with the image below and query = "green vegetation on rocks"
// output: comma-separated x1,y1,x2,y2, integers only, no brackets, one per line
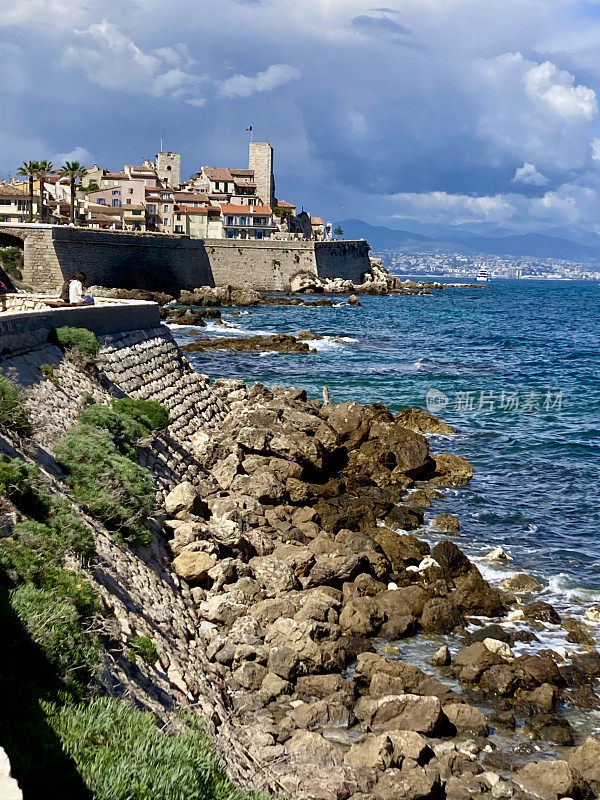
128,634,158,665
43,698,263,800
55,326,100,358
112,397,170,431
0,245,23,280
0,374,31,436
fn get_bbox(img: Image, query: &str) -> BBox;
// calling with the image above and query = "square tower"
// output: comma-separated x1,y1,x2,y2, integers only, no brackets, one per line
249,141,275,208
156,151,181,188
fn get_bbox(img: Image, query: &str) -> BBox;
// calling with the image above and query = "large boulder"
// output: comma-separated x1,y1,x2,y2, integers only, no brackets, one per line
164,481,208,518
355,694,444,736
420,597,462,634
339,597,384,637
515,759,592,800
395,408,455,435
172,550,216,584
567,736,600,793
343,734,393,771
372,766,442,800
284,730,343,766
250,556,299,594
443,703,489,736
450,567,506,617
428,453,474,487
370,529,430,571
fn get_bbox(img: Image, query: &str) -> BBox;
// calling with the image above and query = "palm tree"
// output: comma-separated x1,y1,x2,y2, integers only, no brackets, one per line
16,160,40,222
34,160,54,222
57,161,87,224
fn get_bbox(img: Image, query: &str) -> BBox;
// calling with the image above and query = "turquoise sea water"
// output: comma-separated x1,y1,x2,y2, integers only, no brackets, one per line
172,279,600,625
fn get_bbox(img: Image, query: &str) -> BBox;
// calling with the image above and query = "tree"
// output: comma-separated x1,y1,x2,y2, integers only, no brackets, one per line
57,161,87,224
16,161,40,223
34,160,54,222
334,226,344,238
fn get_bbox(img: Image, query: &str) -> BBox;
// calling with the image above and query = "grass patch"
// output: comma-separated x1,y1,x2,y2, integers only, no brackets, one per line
128,635,158,665
44,698,263,800
11,582,101,696
40,363,59,386
112,397,170,431
0,456,53,518
0,374,31,436
55,425,154,547
55,327,99,359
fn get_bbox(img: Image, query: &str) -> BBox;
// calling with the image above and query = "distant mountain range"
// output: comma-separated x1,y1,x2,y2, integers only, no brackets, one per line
335,218,600,263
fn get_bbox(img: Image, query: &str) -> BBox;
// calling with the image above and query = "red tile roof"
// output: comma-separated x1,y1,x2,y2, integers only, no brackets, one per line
276,200,296,208
311,216,324,225
204,168,233,181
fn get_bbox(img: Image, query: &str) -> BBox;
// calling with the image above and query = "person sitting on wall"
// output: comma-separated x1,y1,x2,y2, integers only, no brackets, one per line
47,272,94,308
0,279,8,312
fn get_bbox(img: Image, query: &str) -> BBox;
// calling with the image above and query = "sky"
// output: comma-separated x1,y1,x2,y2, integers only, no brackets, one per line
3,0,600,236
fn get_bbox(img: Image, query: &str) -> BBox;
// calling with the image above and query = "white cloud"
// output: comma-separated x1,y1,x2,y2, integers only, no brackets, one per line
390,191,515,225
217,64,301,99
512,162,549,186
524,60,597,121
52,146,94,166
62,21,206,103
592,139,600,161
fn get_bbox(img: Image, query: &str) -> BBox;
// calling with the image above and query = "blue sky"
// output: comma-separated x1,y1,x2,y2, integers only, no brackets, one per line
3,0,600,235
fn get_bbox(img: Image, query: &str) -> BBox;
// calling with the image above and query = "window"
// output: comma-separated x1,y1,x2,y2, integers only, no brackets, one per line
0,199,11,205
239,216,250,226
132,210,141,216
129,188,134,194
161,192,171,199
176,213,182,221
163,218,169,226
97,198,106,205
225,229,236,238
112,198,121,207
174,225,183,233
147,204,156,213
112,189,121,195
254,230,264,240
226,216,234,225
126,199,131,205
163,204,169,212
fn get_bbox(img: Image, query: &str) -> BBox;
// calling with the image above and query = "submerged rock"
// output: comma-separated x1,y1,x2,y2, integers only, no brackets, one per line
183,333,314,353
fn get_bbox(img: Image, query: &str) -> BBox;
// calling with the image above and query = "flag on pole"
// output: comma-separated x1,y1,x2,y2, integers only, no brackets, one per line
246,125,253,131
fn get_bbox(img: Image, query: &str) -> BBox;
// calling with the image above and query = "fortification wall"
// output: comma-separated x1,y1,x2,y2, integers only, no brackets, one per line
1,224,370,293
0,299,161,354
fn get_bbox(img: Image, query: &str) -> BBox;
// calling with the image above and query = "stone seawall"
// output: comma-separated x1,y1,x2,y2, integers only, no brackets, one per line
0,224,370,293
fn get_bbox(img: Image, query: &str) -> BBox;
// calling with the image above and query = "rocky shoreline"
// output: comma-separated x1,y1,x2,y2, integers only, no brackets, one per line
159,381,600,800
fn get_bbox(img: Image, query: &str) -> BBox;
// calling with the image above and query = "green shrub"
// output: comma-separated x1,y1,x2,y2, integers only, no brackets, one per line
0,246,23,280
0,456,52,518
55,425,154,547
55,327,99,358
0,375,31,436
11,583,100,695
128,635,158,664
0,516,95,586
112,397,170,431
40,363,59,386
43,698,263,800
80,404,149,458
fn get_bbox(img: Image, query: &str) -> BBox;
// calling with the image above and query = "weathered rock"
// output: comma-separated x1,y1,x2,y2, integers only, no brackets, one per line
164,481,208,518
387,731,432,765
171,550,216,584
344,734,393,771
372,765,442,800
371,529,430,571
183,333,313,353
516,654,562,687
450,567,506,617
290,699,354,731
284,730,343,766
501,573,543,594
480,664,520,696
429,453,474,487
452,642,503,683
443,703,489,736
515,760,591,800
296,673,354,702
430,645,451,667
567,736,600,793
395,408,455,435
265,618,325,672
355,694,444,736
522,601,561,624
563,616,596,646
260,671,291,701
517,683,557,712
431,513,460,534
339,597,384,637
268,646,302,680
250,556,299,593
420,597,463,634
232,661,267,690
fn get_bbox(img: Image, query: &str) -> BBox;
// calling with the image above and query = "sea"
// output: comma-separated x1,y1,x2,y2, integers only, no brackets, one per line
171,278,600,668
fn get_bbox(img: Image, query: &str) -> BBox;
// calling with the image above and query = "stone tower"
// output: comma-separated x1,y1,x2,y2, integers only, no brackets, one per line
156,151,181,188
249,141,275,207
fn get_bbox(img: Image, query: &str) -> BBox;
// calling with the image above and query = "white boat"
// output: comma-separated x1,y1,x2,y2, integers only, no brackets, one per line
476,267,490,282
